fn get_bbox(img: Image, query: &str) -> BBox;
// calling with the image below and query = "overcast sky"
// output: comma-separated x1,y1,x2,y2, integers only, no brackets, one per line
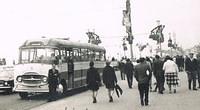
0,0,200,62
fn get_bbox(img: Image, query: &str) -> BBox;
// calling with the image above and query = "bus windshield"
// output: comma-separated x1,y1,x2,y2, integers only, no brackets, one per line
19,48,58,64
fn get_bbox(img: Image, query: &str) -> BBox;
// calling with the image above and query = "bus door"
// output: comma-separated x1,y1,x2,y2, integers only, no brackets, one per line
66,49,74,89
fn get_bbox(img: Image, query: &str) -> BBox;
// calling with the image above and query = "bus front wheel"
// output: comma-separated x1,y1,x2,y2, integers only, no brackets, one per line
19,92,28,99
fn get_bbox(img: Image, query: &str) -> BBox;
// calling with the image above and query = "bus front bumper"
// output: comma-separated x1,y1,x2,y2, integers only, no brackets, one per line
14,84,49,93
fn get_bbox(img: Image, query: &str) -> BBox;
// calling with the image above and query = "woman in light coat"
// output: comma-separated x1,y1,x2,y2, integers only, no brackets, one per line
163,56,179,93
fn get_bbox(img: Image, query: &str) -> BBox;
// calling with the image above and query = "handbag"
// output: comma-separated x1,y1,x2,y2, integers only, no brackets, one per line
56,84,63,93
115,84,123,97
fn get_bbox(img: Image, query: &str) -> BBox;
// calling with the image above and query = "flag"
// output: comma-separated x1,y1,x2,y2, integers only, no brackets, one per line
139,45,147,51
149,25,165,43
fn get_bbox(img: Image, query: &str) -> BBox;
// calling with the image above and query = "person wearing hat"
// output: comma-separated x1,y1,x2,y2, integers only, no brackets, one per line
185,53,198,90
86,61,101,103
48,63,60,102
102,61,117,102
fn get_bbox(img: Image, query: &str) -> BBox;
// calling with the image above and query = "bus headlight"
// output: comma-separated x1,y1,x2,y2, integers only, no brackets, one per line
17,76,22,82
4,82,8,85
42,77,48,83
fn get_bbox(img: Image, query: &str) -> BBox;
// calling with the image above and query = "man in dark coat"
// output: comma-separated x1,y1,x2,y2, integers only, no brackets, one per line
152,55,165,94
67,56,74,88
48,64,60,102
196,54,200,88
124,58,134,88
118,58,126,80
185,53,198,90
86,61,101,103
103,61,117,102
134,58,152,106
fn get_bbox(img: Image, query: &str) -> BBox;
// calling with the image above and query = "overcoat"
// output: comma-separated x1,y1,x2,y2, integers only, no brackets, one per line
102,66,117,89
86,67,101,91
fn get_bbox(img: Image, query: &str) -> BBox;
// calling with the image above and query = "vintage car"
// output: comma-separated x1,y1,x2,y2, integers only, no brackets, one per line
0,65,14,94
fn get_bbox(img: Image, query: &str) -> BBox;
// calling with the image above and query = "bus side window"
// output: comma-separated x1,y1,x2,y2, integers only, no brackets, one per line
73,48,81,61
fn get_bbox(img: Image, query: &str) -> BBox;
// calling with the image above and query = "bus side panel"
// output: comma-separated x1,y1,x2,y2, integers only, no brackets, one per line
74,70,82,88
81,69,87,86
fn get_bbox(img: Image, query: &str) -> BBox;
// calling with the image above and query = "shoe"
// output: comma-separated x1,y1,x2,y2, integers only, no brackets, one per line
193,88,198,91
141,101,144,106
163,87,165,91
47,100,52,102
109,96,113,102
145,102,149,106
169,90,172,94
93,97,97,103
174,89,176,93
152,90,157,92
189,85,191,90
159,91,163,94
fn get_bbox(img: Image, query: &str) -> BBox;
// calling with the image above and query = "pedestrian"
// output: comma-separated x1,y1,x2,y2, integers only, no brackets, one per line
48,63,60,102
185,53,198,90
146,57,153,91
163,56,179,93
86,61,101,103
152,55,165,94
67,56,74,88
124,58,134,88
103,61,117,102
118,58,126,80
179,55,184,72
196,53,200,88
175,55,181,72
134,57,152,106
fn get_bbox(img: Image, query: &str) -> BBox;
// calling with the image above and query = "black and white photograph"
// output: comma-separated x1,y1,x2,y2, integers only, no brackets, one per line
0,0,200,110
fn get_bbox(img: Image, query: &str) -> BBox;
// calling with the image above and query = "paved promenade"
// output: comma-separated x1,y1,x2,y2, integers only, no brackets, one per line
31,71,200,110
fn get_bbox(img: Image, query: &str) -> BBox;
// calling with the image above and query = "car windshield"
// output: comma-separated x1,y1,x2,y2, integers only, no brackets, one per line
19,48,58,64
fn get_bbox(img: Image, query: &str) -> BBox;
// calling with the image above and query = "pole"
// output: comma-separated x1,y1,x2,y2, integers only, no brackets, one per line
124,50,126,58
156,20,163,57
130,44,134,59
159,39,162,57
126,0,134,61
170,47,172,57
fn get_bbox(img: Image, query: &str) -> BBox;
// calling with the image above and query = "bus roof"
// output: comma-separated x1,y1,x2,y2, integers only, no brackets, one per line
20,38,106,52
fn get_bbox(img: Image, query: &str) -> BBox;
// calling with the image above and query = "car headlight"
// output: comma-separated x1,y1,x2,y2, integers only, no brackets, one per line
17,76,22,82
42,77,47,83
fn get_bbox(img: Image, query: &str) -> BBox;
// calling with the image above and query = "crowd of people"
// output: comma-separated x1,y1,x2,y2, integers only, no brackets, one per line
86,53,200,106
47,52,200,106
117,53,200,106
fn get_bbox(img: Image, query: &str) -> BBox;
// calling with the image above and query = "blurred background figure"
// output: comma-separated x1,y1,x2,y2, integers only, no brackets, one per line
118,57,126,80
124,58,134,88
